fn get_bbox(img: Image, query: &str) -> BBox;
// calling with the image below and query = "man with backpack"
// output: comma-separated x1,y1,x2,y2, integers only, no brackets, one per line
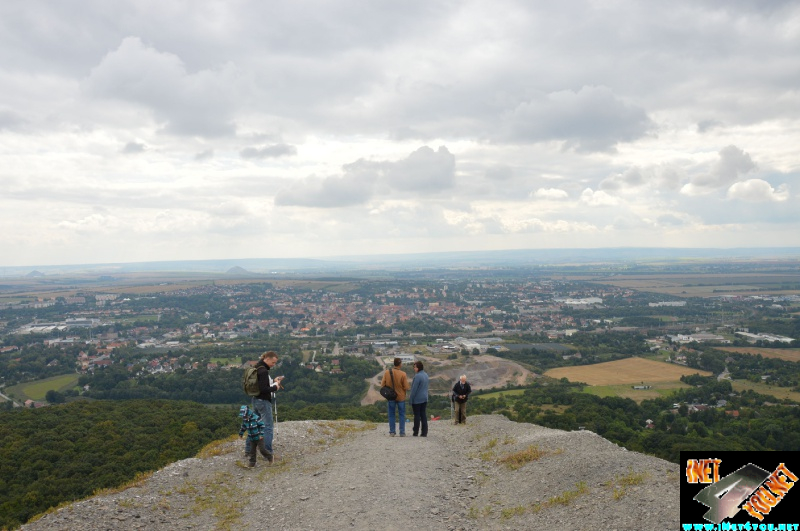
244,351,284,462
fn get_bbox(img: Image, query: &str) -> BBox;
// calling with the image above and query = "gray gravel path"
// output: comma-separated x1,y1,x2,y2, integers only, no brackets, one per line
22,415,680,530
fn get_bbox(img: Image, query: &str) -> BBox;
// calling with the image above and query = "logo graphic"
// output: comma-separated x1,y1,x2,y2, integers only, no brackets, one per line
682,452,798,526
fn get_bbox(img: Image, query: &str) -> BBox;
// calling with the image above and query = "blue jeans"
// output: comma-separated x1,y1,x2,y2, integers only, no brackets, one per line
387,400,406,435
245,398,274,454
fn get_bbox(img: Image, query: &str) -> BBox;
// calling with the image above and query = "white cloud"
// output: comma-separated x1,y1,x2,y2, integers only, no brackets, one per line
532,188,569,200
683,145,756,194
727,179,790,202
579,188,621,207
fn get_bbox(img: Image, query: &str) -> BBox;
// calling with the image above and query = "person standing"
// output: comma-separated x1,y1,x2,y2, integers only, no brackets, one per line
452,374,472,425
245,351,285,462
380,357,410,436
410,361,429,437
238,405,271,467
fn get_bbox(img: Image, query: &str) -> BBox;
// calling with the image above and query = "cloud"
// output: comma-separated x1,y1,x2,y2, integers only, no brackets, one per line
579,188,620,206
532,188,568,200
600,164,685,194
84,37,238,137
485,165,514,181
504,86,653,152
122,141,146,154
0,109,24,131
727,179,789,202
384,146,455,192
682,145,756,195
275,145,455,208
240,144,297,159
274,172,375,208
194,149,214,161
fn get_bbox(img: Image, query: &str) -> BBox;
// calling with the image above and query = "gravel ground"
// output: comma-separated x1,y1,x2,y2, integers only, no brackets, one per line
21,414,680,531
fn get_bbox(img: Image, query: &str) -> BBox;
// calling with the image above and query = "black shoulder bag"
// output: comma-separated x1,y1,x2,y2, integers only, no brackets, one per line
380,368,399,401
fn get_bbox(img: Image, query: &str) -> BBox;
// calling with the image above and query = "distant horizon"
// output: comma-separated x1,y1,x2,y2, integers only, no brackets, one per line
4,245,800,276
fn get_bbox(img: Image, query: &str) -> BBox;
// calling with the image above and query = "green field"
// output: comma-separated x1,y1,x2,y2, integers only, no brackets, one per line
581,381,693,402
474,389,526,400
7,374,81,401
211,357,241,366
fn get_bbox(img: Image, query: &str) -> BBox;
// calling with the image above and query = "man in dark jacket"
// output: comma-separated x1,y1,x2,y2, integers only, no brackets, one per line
452,374,471,425
245,351,284,462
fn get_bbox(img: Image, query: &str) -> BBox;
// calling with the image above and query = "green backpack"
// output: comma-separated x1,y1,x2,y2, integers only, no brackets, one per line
242,366,260,396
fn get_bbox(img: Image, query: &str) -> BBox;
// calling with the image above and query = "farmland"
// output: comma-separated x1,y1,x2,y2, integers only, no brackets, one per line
715,347,800,363
544,357,711,385
6,374,80,401
543,357,712,402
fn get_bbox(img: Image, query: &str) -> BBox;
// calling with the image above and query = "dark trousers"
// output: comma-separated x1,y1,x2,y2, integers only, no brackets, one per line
412,402,428,436
248,437,270,465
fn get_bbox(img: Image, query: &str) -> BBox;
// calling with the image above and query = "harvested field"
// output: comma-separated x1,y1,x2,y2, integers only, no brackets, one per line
716,347,800,363
581,273,800,298
544,357,711,386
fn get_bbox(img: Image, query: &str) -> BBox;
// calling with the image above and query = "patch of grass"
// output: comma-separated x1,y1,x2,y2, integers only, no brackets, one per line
607,468,649,499
190,472,250,530
532,482,589,513
500,506,526,520
93,471,154,496
468,505,493,519
197,434,239,458
498,445,561,470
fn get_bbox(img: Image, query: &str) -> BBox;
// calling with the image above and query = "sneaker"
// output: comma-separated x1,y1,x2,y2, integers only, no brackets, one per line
399,434,406,437
248,462,256,468
390,433,396,437
266,453,274,464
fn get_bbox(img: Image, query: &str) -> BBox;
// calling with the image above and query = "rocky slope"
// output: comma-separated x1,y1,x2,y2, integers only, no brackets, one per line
22,415,680,530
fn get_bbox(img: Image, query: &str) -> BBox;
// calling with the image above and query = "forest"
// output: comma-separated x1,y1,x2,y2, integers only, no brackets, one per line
0,400,237,530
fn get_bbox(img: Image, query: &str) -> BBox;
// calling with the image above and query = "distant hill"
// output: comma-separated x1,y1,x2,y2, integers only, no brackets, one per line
225,266,254,275
3,246,800,277
26,270,44,277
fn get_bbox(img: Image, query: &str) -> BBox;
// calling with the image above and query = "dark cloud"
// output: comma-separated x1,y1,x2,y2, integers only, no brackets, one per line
504,86,654,152
84,37,237,138
122,141,146,154
690,145,755,190
274,172,374,208
384,146,455,192
275,145,455,208
240,144,297,159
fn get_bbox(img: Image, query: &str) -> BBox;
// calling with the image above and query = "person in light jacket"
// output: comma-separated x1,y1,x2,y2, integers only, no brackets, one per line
452,374,472,425
409,361,429,437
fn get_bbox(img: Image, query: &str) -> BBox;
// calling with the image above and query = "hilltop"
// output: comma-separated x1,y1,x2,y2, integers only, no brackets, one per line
22,415,679,530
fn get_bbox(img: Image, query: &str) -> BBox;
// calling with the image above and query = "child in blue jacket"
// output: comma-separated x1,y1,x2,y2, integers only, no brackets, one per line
238,405,273,466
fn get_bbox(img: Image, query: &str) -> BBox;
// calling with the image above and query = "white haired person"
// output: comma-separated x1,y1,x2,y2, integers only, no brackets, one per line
451,374,472,425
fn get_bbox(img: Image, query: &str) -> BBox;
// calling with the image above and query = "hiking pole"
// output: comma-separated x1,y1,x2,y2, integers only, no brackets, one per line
273,392,277,443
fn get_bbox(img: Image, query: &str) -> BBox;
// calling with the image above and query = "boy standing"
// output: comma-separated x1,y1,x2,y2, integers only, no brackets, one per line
238,405,272,467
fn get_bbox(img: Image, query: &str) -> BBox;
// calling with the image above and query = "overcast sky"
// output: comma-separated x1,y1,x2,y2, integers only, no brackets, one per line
2,1,799,267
